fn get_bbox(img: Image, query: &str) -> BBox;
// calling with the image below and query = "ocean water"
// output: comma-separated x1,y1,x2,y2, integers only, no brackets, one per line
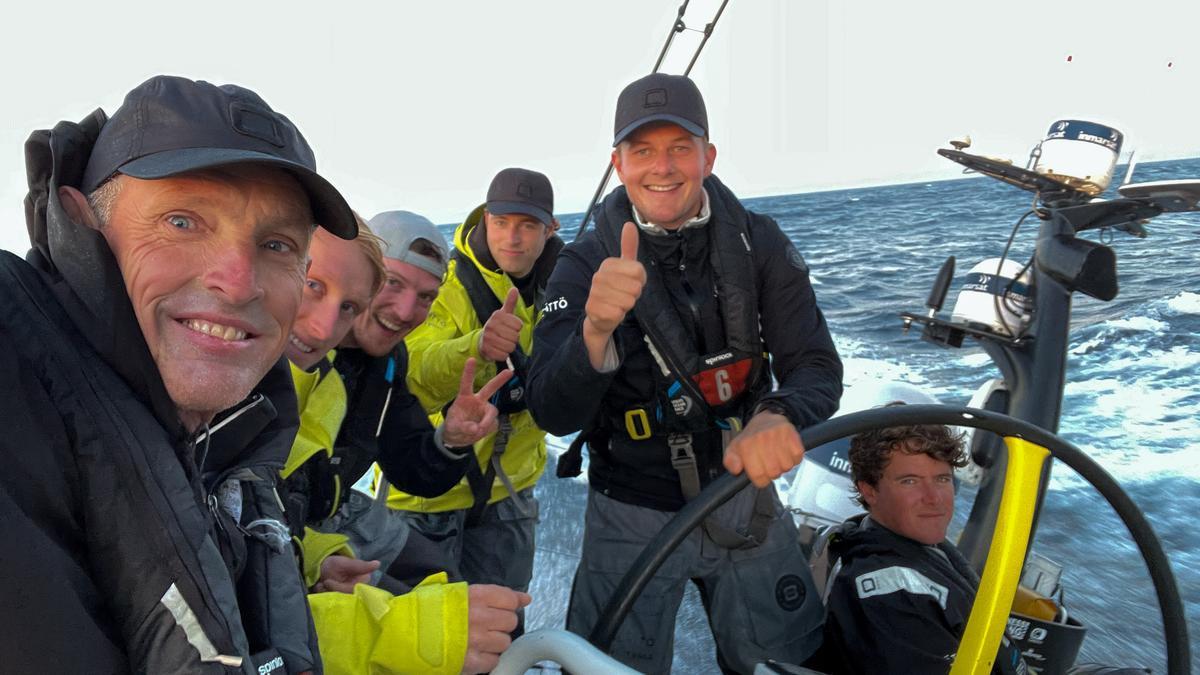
522,158,1200,673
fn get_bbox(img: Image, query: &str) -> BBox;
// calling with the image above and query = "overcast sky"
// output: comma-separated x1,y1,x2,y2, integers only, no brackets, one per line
3,0,1198,253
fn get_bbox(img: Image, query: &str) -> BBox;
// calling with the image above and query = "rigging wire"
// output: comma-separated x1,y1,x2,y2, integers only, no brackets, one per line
574,0,731,241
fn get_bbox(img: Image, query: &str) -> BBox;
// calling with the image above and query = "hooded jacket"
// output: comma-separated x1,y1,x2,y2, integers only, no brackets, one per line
818,515,1028,674
526,176,843,510
389,206,561,512
0,112,319,672
283,359,473,675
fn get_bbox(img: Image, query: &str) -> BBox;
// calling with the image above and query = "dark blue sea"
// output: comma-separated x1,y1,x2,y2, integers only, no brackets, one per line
515,157,1199,673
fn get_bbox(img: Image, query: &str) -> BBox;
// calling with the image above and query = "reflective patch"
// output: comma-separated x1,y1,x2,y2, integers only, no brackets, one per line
785,243,809,273
160,583,243,667
854,565,949,610
775,573,807,611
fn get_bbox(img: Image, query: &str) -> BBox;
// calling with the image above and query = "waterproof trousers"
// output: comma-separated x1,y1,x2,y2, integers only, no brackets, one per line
567,485,823,674
389,490,539,633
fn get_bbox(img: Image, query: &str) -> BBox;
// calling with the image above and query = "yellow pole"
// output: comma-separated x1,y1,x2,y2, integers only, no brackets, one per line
950,437,1050,674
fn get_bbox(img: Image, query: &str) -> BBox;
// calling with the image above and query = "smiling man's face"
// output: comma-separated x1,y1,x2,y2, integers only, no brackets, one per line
612,121,716,231
96,166,313,430
347,256,441,357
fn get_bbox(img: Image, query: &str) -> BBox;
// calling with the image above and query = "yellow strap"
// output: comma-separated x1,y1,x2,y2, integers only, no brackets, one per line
951,436,1049,674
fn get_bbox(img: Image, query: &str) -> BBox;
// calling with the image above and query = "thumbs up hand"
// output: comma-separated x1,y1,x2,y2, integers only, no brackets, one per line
584,221,646,340
479,287,524,362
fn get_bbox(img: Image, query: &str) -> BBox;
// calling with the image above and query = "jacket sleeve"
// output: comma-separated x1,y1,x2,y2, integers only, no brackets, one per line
308,573,469,675
527,238,619,436
300,528,356,588
375,350,472,497
405,274,495,414
749,213,843,428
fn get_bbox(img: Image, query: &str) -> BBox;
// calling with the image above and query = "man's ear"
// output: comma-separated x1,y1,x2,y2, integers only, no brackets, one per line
57,186,103,231
856,480,878,508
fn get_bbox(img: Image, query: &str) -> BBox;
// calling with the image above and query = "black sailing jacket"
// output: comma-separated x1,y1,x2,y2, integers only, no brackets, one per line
817,515,1028,674
527,176,843,510
0,110,319,673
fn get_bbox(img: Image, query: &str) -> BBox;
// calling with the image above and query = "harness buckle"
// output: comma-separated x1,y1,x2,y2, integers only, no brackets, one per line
667,433,696,470
624,408,653,440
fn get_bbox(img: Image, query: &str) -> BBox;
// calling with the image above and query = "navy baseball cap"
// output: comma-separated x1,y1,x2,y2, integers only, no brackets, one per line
486,167,554,227
613,73,708,146
81,75,357,239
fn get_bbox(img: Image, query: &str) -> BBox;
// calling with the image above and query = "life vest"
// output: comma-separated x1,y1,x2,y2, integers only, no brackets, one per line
593,176,769,440
587,177,777,549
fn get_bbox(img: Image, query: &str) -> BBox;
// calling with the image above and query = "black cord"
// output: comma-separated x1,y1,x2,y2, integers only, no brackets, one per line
993,209,1036,337
195,422,212,475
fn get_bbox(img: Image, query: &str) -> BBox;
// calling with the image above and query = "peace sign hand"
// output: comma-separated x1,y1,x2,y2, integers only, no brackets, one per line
443,357,514,448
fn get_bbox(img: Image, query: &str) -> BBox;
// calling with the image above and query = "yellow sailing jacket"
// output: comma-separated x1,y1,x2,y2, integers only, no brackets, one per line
309,572,469,675
389,207,548,512
286,355,470,674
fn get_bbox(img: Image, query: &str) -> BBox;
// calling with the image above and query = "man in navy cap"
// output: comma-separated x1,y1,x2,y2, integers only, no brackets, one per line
528,73,843,672
0,75,350,673
382,168,562,637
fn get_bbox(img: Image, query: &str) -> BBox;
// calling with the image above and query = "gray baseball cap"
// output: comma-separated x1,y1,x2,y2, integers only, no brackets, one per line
367,210,449,280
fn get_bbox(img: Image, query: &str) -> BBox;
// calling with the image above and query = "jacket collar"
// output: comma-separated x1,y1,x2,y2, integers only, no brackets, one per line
632,187,712,235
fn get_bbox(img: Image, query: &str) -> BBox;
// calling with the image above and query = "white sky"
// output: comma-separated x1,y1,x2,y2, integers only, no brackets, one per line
3,0,1198,254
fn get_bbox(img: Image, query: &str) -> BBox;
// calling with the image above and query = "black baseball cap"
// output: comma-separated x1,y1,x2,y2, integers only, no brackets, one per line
81,75,357,239
613,73,708,146
485,167,554,227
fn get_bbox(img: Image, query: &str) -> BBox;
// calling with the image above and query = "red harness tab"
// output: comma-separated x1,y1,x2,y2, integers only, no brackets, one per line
692,357,752,407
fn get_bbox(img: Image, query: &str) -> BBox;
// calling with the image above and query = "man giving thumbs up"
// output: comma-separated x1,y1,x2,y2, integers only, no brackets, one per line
526,73,842,673
389,168,563,638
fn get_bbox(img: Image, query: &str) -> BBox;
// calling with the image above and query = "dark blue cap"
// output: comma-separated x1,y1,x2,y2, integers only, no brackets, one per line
486,167,554,227
82,75,356,239
613,73,708,146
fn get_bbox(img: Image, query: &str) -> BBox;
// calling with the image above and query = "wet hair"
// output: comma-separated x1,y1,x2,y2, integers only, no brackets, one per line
86,176,125,227
352,211,387,296
848,402,967,508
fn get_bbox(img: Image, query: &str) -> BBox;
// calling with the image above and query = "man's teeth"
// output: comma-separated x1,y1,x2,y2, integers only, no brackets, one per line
378,316,403,332
289,334,314,353
183,319,247,341
645,184,678,192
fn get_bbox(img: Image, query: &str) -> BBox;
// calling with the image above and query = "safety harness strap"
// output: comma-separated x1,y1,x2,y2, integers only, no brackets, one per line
668,428,774,550
464,415,531,525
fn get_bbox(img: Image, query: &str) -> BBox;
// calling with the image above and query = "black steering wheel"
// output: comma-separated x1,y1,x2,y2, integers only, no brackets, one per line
587,404,1191,674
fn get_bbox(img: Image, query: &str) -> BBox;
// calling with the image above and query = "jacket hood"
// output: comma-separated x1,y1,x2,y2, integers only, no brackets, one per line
24,110,190,440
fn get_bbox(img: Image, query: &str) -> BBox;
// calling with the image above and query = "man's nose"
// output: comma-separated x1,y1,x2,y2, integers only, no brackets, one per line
203,244,263,306
307,303,341,343
652,151,673,174
392,291,417,323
